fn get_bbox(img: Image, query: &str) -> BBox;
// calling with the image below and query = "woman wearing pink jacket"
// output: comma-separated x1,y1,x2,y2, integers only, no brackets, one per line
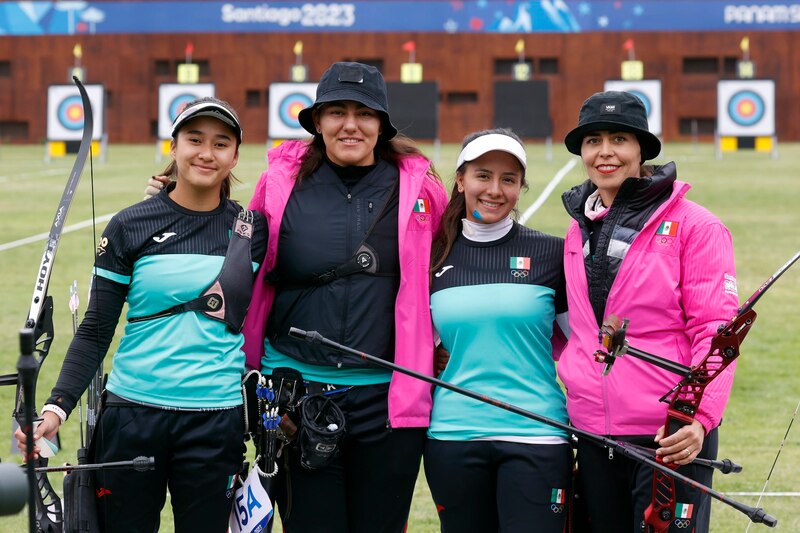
559,91,738,532
240,62,447,532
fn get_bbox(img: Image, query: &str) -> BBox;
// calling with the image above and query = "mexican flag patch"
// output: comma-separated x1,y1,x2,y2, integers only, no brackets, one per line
551,488,565,504
510,256,530,270
656,220,679,237
675,502,694,518
413,198,430,213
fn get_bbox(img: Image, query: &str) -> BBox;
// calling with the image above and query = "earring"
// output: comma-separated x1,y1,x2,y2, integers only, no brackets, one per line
316,129,321,134
457,186,464,193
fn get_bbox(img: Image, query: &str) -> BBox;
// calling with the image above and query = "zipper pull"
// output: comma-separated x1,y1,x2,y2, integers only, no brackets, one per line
608,447,614,460
368,201,374,212
347,192,352,203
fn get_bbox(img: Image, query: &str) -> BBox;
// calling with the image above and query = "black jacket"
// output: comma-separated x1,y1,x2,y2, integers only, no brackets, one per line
265,159,401,366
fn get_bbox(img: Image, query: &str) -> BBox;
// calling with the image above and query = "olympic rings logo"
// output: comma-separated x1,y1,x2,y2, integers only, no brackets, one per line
511,269,529,278
550,504,563,513
674,518,691,529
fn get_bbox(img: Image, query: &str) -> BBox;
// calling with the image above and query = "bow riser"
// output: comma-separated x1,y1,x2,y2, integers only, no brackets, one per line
643,308,757,531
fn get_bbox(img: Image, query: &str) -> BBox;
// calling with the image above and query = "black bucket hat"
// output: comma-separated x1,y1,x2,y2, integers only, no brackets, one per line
564,91,661,161
298,62,398,140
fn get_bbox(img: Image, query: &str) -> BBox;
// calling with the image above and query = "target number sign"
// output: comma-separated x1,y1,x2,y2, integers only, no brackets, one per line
268,83,317,139
158,84,216,140
47,84,105,141
717,80,775,137
604,80,662,137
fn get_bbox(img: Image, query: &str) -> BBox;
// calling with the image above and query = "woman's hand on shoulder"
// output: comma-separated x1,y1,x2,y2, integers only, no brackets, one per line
144,175,170,199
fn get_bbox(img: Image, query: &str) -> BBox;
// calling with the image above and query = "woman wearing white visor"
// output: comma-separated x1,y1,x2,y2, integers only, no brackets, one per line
425,128,572,532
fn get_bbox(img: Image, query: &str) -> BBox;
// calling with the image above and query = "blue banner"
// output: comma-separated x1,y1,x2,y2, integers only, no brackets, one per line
2,1,799,36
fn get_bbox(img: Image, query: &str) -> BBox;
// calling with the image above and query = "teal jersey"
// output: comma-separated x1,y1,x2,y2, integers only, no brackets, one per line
429,223,568,440
97,191,266,409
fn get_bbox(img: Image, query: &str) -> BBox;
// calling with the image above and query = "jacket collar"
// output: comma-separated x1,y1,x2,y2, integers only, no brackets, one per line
562,161,680,219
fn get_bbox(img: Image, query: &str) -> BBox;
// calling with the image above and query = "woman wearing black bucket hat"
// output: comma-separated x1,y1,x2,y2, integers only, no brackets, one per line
558,91,738,532
237,61,447,532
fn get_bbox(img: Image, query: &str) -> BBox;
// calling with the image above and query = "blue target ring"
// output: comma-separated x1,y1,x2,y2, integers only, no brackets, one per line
279,93,313,129
727,90,764,127
57,95,85,131
169,94,200,122
627,90,652,118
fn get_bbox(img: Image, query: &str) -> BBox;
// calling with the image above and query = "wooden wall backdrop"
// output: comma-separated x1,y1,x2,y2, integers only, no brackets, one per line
0,31,798,144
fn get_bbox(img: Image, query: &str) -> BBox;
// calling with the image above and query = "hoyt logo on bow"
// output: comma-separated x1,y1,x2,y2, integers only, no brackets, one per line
11,76,95,533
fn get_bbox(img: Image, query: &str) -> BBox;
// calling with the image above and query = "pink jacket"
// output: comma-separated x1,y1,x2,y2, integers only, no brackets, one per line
241,140,447,428
558,180,738,436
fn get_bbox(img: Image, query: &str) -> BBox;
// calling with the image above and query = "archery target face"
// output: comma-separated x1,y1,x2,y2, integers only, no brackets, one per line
47,84,105,141
604,80,662,137
717,80,775,136
158,83,216,140
269,83,317,139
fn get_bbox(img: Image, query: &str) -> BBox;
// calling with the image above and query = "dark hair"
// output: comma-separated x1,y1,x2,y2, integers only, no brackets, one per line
294,128,438,186
164,97,241,198
430,128,528,274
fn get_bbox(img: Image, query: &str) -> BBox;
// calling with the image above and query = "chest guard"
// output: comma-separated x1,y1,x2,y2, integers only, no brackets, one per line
128,208,255,332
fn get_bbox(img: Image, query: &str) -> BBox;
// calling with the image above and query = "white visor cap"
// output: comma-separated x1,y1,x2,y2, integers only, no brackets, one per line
171,101,242,143
455,133,527,171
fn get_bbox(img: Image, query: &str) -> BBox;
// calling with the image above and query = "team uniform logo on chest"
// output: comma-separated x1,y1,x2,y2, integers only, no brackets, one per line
509,256,530,278
654,220,679,246
435,265,454,278
656,220,679,236
413,197,430,223
153,231,177,243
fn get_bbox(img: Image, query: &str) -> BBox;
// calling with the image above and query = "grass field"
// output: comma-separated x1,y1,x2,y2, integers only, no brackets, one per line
1,141,798,532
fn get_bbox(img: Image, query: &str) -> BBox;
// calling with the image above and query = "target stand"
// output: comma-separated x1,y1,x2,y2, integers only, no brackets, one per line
45,83,106,163
155,83,216,163
493,81,552,161
716,79,777,160
386,81,440,163
266,82,316,159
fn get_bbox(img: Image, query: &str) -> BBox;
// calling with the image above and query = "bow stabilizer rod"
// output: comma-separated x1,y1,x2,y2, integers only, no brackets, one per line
287,327,777,527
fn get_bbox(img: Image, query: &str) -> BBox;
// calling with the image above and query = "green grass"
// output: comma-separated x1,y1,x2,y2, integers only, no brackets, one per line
1,142,799,531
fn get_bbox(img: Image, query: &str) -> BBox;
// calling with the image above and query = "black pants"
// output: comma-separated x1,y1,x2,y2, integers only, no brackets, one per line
273,382,426,533
93,403,245,533
424,439,573,533
575,429,718,533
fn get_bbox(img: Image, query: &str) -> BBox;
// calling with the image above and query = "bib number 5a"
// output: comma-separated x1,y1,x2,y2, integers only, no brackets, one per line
229,468,273,533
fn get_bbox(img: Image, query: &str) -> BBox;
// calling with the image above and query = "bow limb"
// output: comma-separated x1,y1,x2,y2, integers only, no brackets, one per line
15,76,94,533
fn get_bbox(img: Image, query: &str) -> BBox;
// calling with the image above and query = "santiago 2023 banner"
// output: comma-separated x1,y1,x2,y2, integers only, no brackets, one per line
2,1,799,36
